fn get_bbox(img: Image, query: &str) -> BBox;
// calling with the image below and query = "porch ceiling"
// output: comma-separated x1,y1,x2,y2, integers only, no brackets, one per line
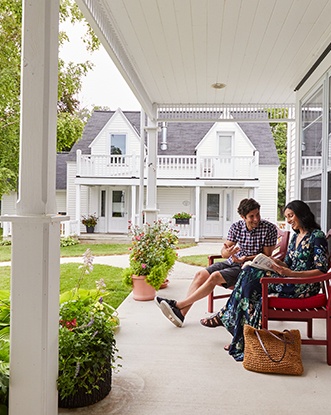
76,0,331,119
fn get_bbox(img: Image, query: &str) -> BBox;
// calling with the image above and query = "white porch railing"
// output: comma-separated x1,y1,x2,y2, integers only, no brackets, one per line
301,156,322,173
77,150,259,179
1,219,80,239
1,218,195,239
158,215,196,238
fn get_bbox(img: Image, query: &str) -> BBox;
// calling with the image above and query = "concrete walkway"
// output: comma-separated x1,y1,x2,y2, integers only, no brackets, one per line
57,243,330,415
3,243,330,414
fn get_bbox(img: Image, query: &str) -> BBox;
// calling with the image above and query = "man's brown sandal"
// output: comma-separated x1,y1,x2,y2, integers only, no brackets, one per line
200,313,223,328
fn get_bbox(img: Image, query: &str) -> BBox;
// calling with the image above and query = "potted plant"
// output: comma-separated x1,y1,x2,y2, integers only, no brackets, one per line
81,213,98,233
58,249,120,408
172,212,192,225
122,220,179,300
0,291,10,415
0,252,120,411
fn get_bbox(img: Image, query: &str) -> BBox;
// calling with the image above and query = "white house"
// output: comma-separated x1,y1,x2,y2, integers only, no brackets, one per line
2,109,280,241
5,2,331,415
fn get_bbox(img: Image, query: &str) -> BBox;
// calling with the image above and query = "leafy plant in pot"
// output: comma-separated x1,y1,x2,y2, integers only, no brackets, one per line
0,291,10,415
172,212,192,225
0,252,120,412
58,249,120,408
81,213,98,233
122,220,179,300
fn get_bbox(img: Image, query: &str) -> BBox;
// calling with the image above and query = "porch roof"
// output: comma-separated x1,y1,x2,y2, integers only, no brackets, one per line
76,0,331,121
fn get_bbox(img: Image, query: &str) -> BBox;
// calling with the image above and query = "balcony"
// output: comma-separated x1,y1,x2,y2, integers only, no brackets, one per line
76,150,259,180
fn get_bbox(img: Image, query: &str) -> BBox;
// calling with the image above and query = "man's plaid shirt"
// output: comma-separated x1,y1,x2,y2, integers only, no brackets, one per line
226,219,278,263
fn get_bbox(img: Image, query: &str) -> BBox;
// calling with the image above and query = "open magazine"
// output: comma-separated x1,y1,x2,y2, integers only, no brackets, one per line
242,253,276,272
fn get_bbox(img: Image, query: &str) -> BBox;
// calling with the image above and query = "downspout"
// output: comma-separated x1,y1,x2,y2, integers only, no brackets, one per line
160,122,167,150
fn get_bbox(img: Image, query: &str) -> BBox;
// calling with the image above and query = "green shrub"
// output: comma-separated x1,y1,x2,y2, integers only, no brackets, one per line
60,236,79,247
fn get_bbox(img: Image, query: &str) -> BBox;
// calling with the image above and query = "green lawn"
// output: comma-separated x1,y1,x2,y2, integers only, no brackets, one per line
176,254,209,267
0,241,197,308
0,263,131,309
0,241,195,262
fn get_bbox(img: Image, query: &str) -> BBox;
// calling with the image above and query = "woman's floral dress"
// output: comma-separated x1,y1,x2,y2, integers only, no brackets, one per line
218,229,329,361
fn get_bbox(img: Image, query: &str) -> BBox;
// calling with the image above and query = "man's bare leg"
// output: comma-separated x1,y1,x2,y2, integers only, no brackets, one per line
176,270,226,316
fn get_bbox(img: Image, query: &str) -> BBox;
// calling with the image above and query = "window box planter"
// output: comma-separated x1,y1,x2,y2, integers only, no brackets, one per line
175,218,190,225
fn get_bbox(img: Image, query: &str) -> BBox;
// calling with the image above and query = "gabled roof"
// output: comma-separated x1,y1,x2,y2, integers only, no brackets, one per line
67,110,279,165
56,152,69,190
67,110,141,161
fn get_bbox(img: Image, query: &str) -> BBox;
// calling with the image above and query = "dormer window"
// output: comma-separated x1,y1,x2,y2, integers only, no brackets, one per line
110,133,126,155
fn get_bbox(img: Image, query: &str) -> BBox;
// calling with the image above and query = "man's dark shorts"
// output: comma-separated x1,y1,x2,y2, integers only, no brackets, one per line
206,260,241,288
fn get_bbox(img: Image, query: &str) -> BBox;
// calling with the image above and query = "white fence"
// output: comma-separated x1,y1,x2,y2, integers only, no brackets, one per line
1,217,195,239
77,151,259,180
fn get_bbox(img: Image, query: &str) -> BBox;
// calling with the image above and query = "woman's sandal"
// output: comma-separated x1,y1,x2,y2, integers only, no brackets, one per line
200,313,224,328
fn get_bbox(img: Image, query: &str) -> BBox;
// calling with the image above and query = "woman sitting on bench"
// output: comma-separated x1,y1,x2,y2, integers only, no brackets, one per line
200,200,329,362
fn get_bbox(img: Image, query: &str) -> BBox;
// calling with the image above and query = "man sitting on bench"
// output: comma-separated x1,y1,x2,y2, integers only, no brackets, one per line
154,198,278,327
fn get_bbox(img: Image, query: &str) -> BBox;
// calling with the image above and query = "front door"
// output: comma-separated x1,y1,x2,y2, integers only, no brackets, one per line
108,189,128,233
201,190,223,238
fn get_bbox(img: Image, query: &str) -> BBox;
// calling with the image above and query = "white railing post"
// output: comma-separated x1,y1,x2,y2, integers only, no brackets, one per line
76,149,82,176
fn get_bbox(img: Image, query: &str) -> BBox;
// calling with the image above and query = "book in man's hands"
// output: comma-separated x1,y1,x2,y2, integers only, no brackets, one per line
242,253,276,272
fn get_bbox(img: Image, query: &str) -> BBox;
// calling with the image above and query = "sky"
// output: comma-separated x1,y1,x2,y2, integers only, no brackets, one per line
59,21,140,111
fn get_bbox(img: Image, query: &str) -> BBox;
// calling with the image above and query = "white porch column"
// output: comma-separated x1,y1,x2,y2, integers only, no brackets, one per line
131,185,137,224
144,116,159,223
4,2,62,415
138,109,145,226
195,186,200,242
75,184,81,235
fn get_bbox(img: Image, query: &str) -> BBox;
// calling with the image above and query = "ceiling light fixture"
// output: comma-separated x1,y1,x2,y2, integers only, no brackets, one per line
211,82,226,89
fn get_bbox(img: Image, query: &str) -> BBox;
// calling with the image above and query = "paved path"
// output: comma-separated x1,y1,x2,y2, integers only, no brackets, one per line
0,242,223,271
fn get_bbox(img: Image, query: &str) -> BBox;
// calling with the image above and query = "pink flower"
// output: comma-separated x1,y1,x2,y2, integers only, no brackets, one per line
141,263,147,269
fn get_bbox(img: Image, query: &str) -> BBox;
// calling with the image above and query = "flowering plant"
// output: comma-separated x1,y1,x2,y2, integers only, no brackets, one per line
81,213,98,227
122,220,179,290
0,291,10,413
58,249,120,404
172,212,192,219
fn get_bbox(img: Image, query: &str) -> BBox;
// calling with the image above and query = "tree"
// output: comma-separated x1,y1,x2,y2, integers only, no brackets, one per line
0,0,99,198
269,110,288,219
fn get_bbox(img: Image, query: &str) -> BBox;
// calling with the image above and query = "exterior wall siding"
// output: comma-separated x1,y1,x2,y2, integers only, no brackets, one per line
287,121,296,203
91,111,141,157
256,165,278,223
197,122,254,157
157,188,194,218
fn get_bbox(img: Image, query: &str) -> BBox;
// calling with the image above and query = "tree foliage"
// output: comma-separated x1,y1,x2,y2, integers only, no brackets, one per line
0,0,99,199
269,109,288,219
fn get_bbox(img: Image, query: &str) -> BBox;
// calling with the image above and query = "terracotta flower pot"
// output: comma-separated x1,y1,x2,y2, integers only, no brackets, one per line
160,278,170,289
131,275,156,301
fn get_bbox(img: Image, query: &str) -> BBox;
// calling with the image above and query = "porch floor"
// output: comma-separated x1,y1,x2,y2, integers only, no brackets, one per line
57,243,331,415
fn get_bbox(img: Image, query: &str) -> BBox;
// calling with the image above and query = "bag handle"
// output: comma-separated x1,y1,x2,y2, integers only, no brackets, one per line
254,329,291,363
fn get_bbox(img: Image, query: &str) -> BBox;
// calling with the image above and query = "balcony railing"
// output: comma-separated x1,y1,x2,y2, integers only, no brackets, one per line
301,156,322,174
76,150,259,179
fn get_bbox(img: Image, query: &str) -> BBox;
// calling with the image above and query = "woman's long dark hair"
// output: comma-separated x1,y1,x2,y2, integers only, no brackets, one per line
285,200,320,232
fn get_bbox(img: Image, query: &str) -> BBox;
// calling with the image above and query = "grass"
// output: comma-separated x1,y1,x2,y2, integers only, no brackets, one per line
0,246,11,263
0,263,131,310
60,243,130,257
177,254,209,267
0,242,195,262
0,241,197,309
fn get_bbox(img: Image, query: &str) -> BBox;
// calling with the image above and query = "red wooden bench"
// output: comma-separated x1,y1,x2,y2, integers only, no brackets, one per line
261,273,331,365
